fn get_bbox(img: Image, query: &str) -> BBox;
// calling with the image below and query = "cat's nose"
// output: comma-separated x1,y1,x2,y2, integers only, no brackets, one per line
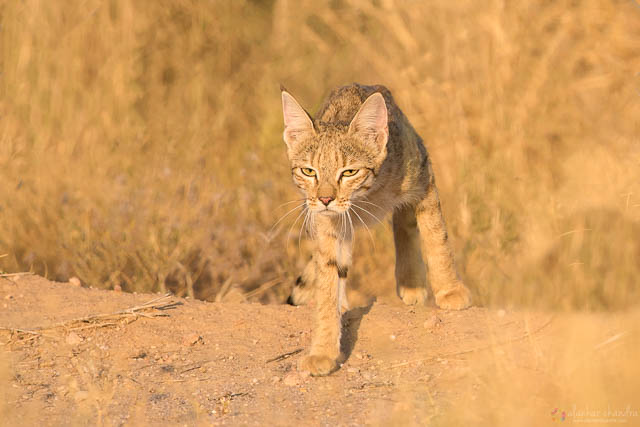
318,196,334,206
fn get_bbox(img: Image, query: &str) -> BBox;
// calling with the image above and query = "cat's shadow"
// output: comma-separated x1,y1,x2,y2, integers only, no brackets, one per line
338,299,375,364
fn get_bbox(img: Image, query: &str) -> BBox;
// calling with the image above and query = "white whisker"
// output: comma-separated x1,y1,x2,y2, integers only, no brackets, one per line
356,199,384,210
310,211,316,239
270,202,306,232
351,202,384,225
350,207,375,248
275,198,306,210
346,210,355,243
286,207,307,251
341,212,347,242
298,208,310,249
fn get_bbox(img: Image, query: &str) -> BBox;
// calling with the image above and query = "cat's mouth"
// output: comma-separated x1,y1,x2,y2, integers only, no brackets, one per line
317,207,350,216
313,207,339,215
308,203,344,215
307,199,352,215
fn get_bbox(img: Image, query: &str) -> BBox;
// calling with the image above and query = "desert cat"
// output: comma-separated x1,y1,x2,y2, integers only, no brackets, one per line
280,83,471,376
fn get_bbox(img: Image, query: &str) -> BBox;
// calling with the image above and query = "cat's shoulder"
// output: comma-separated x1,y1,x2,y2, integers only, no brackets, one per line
317,83,399,124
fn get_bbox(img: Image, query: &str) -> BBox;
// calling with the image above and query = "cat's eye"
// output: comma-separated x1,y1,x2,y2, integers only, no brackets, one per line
301,167,316,177
341,169,359,177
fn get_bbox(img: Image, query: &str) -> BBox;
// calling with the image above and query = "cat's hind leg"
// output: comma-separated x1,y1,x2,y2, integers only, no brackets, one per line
287,258,316,306
289,253,349,314
393,204,429,305
415,182,471,310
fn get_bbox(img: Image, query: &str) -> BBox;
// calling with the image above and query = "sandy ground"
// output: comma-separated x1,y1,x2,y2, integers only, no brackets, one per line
1,275,638,426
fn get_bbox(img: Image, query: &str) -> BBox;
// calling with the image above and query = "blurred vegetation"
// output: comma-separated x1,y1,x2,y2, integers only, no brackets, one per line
1,0,638,309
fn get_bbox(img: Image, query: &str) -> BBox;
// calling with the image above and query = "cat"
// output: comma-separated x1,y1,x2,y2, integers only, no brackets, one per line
280,83,471,376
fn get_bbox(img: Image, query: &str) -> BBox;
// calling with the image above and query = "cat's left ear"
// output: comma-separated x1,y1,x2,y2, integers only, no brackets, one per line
348,92,388,152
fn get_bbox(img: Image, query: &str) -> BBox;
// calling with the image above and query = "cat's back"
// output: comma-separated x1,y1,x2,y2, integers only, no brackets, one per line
316,83,398,125
315,83,418,149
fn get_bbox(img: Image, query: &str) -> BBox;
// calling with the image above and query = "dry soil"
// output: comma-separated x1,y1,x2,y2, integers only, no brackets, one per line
1,275,638,426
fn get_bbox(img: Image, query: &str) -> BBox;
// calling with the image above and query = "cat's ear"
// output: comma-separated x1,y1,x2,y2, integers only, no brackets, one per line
281,90,315,149
348,92,388,151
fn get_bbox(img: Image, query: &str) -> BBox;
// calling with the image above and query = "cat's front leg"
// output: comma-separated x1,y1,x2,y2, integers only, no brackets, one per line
299,215,349,376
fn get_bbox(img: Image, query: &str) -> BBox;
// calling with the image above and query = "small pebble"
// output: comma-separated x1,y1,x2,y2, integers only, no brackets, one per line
182,333,202,346
283,373,299,386
68,277,81,287
66,332,83,345
423,315,442,330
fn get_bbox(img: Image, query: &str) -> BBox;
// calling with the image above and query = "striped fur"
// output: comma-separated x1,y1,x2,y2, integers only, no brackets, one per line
281,83,471,376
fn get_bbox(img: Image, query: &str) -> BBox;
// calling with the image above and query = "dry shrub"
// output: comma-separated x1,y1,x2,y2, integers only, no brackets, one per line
0,0,638,309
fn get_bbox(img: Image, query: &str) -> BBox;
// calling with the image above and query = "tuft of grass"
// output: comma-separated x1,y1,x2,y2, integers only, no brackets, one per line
1,0,639,309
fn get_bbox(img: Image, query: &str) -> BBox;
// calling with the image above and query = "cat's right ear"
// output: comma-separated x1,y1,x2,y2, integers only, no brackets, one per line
281,91,315,149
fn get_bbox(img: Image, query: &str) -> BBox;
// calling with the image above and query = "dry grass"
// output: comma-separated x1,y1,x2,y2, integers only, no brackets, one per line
1,0,639,310
435,312,640,426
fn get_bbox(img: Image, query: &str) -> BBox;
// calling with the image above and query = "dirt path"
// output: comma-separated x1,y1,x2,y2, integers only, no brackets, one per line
1,275,638,426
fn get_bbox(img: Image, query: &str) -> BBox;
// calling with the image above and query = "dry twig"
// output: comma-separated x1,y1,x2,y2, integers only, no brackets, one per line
243,278,281,300
0,293,179,344
0,272,34,278
266,348,303,364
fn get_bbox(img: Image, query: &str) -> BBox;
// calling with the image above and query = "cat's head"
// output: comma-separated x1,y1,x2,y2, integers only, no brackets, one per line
280,89,388,215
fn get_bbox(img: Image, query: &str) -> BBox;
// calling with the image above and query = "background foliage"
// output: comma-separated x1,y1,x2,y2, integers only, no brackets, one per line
1,0,639,309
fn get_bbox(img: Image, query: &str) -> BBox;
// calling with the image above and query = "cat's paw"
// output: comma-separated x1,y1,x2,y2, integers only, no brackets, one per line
298,354,337,377
434,281,472,310
397,286,428,305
